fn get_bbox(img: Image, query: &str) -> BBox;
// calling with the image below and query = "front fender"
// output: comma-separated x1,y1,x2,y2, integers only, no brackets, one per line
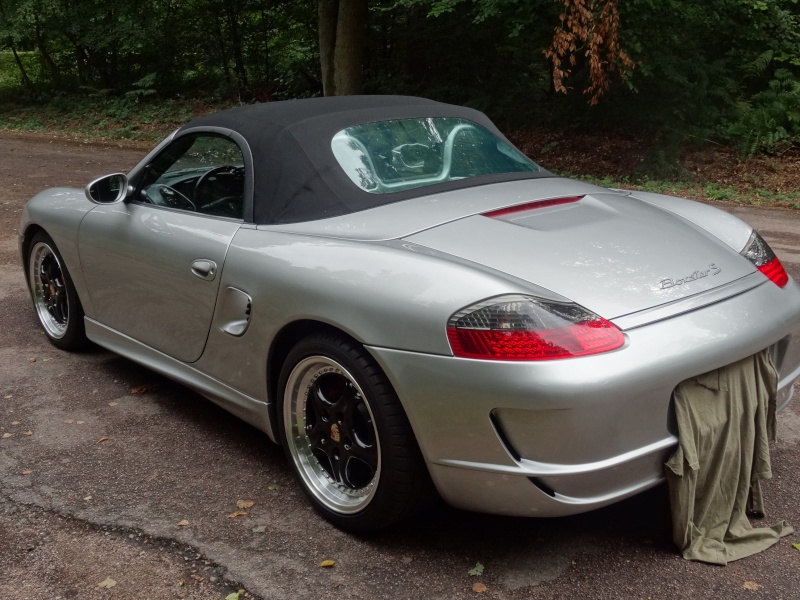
20,187,96,317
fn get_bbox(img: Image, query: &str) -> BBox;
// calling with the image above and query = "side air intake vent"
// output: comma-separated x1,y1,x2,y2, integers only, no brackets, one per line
218,287,253,337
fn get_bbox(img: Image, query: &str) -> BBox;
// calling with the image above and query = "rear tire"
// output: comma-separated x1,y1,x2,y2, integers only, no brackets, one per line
27,231,87,351
277,332,434,533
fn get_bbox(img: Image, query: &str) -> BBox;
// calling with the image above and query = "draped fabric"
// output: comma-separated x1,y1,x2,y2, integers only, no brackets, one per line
665,350,793,564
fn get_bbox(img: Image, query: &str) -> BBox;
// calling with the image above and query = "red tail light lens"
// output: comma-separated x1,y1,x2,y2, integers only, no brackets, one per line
447,295,624,361
741,231,788,288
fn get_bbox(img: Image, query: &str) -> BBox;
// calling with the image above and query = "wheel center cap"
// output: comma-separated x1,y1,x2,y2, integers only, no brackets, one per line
330,423,341,443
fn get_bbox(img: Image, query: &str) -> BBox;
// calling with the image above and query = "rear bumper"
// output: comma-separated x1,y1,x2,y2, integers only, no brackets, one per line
368,278,800,517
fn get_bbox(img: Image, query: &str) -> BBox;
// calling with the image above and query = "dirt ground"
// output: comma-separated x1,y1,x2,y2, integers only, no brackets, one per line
1,133,800,599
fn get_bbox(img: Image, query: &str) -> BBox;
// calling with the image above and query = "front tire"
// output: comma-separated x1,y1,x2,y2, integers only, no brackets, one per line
278,333,433,533
27,231,87,351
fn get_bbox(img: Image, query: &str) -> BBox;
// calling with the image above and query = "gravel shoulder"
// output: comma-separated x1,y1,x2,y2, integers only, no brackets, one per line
1,133,799,599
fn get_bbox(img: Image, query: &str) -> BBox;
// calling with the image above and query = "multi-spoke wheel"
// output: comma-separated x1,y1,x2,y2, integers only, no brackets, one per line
27,232,87,350
278,333,434,532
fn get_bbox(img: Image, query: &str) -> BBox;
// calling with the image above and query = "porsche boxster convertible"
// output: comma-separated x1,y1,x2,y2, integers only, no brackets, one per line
19,96,800,532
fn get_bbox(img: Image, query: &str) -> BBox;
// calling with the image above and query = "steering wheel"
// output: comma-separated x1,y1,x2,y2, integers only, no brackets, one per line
195,166,238,205
156,185,196,211
141,185,196,211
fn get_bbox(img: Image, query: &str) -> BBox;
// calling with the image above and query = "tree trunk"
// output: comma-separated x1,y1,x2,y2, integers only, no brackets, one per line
212,13,233,88
333,0,367,95
318,0,338,96
73,44,88,85
155,1,176,83
10,43,33,88
33,19,60,84
259,0,271,100
405,9,426,86
223,0,249,95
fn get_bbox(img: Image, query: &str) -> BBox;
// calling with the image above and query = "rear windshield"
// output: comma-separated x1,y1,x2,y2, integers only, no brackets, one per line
331,117,539,194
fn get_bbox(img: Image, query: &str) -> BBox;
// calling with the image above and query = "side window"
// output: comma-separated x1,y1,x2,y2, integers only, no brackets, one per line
138,134,245,219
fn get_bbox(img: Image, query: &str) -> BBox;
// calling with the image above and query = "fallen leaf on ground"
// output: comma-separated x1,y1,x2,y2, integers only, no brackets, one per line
267,484,279,492
468,562,484,576
192,575,205,582
108,402,119,406
2,433,12,438
22,431,32,436
63,419,74,424
473,582,488,593
95,436,109,444
177,519,190,527
225,592,241,600
252,525,267,533
320,560,336,568
130,385,150,395
237,499,254,510
743,581,762,591
83,496,92,501
21,469,32,475
97,577,116,589
11,421,20,425
178,579,186,587
227,511,247,519
793,543,800,552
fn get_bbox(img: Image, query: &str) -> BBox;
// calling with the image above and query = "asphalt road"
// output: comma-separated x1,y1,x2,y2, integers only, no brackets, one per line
1,134,799,599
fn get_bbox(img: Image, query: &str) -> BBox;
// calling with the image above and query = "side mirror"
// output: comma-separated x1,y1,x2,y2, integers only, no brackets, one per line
85,173,129,204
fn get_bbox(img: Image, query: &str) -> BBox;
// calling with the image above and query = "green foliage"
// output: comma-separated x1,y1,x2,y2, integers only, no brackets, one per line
728,68,800,155
1,0,800,162
0,0,319,100
124,74,157,101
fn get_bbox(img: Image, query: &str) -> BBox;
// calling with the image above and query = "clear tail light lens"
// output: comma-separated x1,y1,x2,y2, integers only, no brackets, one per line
447,295,624,361
741,231,788,288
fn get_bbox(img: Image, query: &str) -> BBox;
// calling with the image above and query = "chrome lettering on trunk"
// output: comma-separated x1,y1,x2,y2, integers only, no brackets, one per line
660,264,721,290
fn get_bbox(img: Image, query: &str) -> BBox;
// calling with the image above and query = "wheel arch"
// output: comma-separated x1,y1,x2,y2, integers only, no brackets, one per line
20,223,47,280
266,319,364,441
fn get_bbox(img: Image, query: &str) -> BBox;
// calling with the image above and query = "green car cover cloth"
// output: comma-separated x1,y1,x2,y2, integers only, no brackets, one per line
665,349,793,564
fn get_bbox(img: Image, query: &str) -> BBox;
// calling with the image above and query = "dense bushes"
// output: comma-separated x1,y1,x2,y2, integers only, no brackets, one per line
1,0,799,157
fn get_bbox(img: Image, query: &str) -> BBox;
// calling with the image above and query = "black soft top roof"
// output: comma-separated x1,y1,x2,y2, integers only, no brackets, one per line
179,96,550,224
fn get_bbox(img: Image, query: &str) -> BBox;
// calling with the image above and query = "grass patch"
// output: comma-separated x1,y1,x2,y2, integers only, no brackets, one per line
564,172,800,209
0,95,228,145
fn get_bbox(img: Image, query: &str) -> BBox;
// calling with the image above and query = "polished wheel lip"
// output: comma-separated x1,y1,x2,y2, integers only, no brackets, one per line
283,355,381,515
29,241,69,340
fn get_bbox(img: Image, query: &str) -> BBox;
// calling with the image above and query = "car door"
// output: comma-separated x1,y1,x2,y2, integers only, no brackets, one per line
78,132,249,363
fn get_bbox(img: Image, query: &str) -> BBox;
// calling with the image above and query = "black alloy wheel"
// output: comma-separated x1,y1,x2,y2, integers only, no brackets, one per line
278,333,434,533
27,231,87,350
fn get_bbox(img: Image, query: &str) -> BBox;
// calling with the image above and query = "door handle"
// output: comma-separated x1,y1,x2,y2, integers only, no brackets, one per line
191,259,217,281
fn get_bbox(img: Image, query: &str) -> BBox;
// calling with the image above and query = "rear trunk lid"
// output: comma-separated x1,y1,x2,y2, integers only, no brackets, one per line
404,192,756,319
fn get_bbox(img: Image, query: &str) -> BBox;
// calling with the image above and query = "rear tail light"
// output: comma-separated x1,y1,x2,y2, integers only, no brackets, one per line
447,295,624,361
741,231,788,288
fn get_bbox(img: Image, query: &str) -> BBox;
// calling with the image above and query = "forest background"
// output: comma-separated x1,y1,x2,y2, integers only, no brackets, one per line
1,0,799,206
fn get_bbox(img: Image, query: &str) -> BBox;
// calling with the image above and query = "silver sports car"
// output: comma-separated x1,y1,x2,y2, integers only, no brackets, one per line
19,96,800,532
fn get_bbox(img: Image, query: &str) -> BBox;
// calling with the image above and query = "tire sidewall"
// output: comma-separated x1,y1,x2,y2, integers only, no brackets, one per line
27,231,86,351
277,334,415,532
